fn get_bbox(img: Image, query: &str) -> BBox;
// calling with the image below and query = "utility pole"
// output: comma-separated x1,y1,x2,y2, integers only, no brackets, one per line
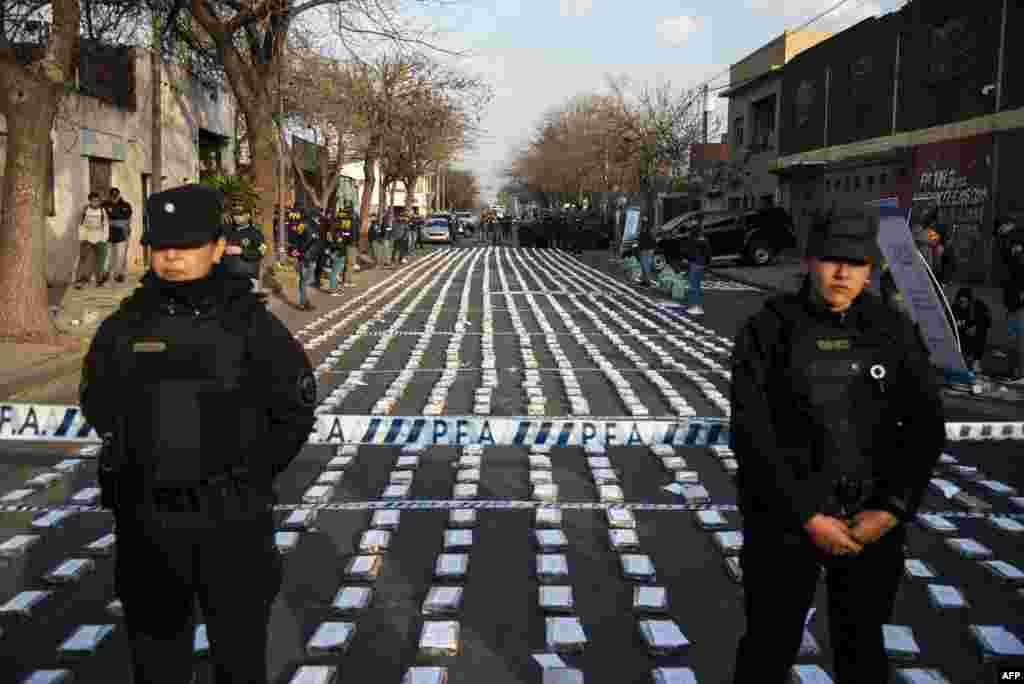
986,0,1009,286
702,83,709,146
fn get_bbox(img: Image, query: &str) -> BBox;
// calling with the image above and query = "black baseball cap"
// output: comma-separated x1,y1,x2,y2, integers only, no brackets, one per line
806,216,880,264
141,184,224,249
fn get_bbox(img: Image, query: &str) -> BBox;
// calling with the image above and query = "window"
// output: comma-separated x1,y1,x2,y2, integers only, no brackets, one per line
867,175,875,189
796,80,815,128
88,157,112,198
880,172,888,186
751,95,777,152
734,117,745,148
854,176,861,190
844,176,850,192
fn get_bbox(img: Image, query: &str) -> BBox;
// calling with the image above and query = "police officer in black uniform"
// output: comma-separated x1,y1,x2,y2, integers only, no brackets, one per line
79,184,316,684
221,201,266,285
730,214,945,684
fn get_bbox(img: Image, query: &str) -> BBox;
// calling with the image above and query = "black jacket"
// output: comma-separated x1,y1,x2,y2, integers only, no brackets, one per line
730,281,945,531
687,234,712,266
1003,265,1024,314
80,268,315,489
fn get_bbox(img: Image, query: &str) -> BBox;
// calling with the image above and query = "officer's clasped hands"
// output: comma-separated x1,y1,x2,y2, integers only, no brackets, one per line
804,514,864,556
848,509,899,546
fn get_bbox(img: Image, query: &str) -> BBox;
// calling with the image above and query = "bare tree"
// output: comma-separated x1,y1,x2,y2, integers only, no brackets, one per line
606,75,721,219
0,0,147,341
444,168,479,210
149,0,463,263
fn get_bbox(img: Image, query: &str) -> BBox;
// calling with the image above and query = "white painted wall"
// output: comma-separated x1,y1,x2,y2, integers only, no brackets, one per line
0,48,239,286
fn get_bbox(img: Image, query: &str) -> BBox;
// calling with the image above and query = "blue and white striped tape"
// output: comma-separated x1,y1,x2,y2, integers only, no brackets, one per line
0,499,1017,517
1,403,1022,445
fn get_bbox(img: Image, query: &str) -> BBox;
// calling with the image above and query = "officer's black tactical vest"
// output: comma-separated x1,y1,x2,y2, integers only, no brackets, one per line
111,290,263,487
223,223,264,279
771,298,901,482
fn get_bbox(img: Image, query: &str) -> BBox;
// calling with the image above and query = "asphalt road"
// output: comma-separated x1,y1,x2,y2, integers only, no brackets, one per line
0,245,1021,684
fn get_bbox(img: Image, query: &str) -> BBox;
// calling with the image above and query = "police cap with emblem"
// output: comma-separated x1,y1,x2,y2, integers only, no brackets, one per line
805,214,881,265
141,184,225,249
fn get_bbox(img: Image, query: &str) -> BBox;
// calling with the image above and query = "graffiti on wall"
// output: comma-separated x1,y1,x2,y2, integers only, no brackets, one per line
913,163,990,282
915,167,989,224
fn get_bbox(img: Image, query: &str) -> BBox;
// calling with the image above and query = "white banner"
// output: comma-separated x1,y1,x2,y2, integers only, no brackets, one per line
872,199,967,374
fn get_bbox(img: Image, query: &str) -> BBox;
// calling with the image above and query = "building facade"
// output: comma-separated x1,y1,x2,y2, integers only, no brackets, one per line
719,30,832,216
0,46,239,286
772,0,1019,284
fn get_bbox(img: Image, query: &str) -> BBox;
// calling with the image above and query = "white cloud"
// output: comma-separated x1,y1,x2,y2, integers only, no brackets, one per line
655,15,704,48
559,0,593,18
744,0,884,32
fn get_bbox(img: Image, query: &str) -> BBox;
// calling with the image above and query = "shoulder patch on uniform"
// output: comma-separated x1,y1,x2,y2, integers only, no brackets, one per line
297,372,317,407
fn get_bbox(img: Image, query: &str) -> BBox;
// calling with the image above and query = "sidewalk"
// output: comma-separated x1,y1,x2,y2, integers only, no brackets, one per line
0,251,427,402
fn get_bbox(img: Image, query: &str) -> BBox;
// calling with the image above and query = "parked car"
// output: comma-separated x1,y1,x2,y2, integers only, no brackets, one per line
655,207,796,270
423,217,453,244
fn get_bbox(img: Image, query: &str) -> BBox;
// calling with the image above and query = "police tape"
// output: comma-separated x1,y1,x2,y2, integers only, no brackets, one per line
0,499,1019,518
0,500,743,515
2,403,1023,444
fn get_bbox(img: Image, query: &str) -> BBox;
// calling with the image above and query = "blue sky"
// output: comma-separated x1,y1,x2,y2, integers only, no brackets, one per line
416,0,905,202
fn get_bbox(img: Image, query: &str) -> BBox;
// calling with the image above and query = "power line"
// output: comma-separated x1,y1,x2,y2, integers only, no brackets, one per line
693,0,876,99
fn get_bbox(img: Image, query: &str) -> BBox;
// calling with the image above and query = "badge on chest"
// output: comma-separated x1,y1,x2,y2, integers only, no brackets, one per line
132,340,167,353
815,337,851,352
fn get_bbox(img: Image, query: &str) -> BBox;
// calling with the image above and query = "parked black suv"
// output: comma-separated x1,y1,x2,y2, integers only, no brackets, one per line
655,207,796,269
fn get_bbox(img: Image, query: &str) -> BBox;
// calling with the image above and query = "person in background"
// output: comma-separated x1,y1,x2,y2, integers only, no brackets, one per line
1002,239,1024,383
379,209,395,267
952,287,991,374
338,208,358,289
323,215,346,294
368,218,381,266
937,231,956,286
104,187,134,284
391,212,409,266
685,222,712,315
75,192,110,289
637,217,657,287
287,211,325,311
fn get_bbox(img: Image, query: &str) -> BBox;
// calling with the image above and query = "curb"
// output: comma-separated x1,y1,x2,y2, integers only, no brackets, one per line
0,351,88,401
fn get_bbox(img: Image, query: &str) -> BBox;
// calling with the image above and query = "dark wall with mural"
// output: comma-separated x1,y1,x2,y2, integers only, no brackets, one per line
909,135,992,284
895,2,1001,132
779,14,899,157
1002,0,1021,111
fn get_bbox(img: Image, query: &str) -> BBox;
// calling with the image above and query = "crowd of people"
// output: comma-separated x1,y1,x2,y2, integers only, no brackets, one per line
278,205,427,312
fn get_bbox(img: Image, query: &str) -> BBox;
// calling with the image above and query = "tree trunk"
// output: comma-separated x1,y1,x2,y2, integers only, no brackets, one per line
378,172,388,224
404,176,419,210
0,68,59,340
245,109,279,264
358,155,376,252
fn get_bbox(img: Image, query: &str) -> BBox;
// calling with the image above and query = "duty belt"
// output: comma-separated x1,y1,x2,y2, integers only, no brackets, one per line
829,476,878,519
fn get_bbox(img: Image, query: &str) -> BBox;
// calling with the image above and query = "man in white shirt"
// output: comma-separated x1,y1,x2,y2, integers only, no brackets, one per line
75,192,110,288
